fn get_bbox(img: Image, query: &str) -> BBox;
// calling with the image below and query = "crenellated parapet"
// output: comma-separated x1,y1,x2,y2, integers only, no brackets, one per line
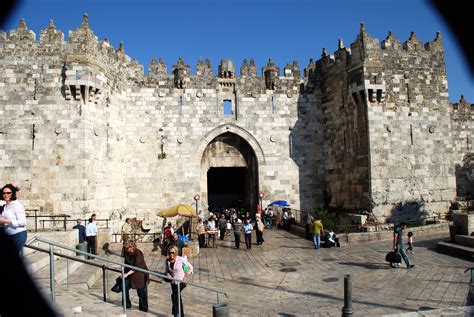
452,95,474,113
307,23,448,111
0,15,451,106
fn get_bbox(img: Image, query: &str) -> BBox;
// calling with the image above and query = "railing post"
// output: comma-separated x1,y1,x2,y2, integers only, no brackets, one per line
102,265,107,302
64,216,67,231
34,209,38,232
121,266,127,314
178,281,182,317
66,258,69,287
49,244,56,302
342,274,353,317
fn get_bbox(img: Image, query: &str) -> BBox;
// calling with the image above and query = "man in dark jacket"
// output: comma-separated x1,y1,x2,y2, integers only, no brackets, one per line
123,241,149,312
218,214,227,240
72,218,86,244
233,218,243,249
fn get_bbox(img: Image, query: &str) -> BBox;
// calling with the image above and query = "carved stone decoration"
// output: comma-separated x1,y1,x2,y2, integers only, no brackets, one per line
177,137,183,144
40,19,64,44
158,90,166,97
304,58,316,78
262,59,280,90
148,57,167,80
94,127,100,136
139,136,146,143
248,58,257,77
10,19,36,43
270,135,276,142
116,134,121,141
218,60,235,79
172,57,190,89
429,126,435,133
251,90,258,98
54,126,62,135
386,126,392,133
240,59,249,77
196,90,203,98
286,90,293,98
292,61,301,78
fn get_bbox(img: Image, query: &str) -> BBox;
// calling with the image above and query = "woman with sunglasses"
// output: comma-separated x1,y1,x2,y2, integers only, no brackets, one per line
0,184,27,254
164,245,193,317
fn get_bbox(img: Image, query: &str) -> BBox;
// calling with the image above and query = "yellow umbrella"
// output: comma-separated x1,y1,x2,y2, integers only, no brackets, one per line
158,204,197,218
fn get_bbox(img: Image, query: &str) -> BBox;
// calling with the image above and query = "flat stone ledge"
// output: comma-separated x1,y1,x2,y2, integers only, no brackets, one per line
381,305,474,316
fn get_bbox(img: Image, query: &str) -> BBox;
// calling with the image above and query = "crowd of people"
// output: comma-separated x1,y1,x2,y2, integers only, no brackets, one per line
0,185,417,315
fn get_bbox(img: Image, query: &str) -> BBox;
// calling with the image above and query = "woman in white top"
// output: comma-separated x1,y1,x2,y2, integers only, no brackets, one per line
0,184,27,254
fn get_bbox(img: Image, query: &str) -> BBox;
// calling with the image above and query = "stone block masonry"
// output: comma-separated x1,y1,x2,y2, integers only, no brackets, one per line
0,16,472,231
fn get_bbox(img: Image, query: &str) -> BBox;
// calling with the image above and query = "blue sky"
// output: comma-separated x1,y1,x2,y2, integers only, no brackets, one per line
3,0,473,103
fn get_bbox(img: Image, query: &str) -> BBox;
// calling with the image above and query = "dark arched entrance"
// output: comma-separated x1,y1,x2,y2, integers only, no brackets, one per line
201,132,258,214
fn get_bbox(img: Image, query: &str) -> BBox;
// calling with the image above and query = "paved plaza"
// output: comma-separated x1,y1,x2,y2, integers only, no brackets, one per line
95,228,473,316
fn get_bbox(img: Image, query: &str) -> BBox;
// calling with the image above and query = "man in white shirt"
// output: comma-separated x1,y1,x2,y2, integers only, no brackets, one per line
86,213,98,259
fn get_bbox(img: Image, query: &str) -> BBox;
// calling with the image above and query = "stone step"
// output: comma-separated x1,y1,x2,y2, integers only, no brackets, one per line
41,282,129,317
61,259,107,290
455,234,474,247
437,240,474,260
24,249,60,274
33,256,84,285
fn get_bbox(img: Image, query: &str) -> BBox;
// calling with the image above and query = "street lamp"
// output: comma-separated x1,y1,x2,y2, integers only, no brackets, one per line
259,192,264,213
193,194,200,240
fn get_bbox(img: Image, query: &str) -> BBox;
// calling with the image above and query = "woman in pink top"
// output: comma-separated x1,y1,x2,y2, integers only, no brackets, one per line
164,245,193,317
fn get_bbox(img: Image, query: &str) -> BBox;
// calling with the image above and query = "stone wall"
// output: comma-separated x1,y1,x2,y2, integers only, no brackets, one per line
0,16,472,230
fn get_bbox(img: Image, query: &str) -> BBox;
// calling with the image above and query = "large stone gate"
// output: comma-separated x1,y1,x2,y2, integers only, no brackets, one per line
0,15,472,227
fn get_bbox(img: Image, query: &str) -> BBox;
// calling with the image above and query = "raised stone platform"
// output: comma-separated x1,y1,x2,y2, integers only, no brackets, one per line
438,235,474,260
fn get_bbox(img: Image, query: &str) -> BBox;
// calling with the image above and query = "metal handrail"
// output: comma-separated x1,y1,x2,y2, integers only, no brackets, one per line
112,232,161,243
25,236,228,315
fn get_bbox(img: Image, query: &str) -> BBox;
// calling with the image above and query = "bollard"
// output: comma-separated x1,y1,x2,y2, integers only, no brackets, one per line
212,303,229,317
341,274,353,317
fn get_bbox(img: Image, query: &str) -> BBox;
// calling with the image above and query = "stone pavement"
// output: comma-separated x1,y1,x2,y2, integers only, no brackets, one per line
94,228,473,316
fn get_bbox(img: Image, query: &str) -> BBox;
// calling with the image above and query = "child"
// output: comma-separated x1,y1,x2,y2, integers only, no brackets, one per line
226,220,232,236
406,231,414,253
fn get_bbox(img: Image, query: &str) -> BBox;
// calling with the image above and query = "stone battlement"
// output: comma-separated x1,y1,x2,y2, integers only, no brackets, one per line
0,16,446,95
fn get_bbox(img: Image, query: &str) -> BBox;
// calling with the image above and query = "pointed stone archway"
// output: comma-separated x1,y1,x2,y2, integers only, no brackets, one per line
197,124,264,214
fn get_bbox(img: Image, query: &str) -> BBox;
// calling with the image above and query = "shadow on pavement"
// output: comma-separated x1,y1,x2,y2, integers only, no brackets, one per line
338,261,389,270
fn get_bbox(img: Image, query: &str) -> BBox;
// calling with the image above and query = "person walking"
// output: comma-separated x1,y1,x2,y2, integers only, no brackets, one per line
121,218,133,257
305,212,314,240
311,215,324,249
233,218,243,249
243,218,253,250
0,184,27,255
256,217,265,245
122,241,149,312
196,218,206,248
72,219,86,244
85,213,97,259
164,245,194,317
218,214,227,241
392,222,415,269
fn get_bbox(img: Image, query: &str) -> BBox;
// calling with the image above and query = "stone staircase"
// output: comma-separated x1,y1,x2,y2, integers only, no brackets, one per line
23,232,128,316
438,234,474,260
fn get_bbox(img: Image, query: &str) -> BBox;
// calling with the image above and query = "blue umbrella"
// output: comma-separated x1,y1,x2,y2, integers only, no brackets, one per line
269,200,290,207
